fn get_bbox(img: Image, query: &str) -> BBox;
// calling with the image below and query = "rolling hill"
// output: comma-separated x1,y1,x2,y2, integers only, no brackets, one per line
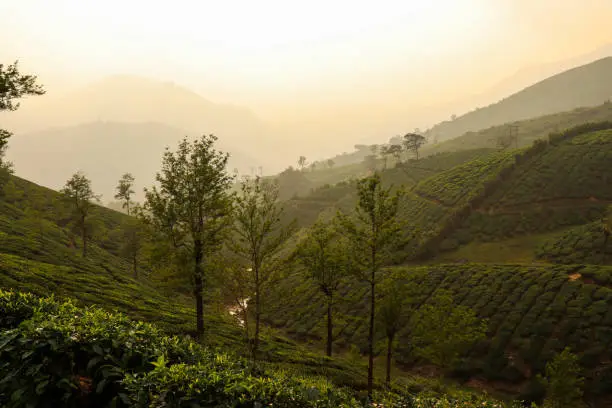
427,57,612,143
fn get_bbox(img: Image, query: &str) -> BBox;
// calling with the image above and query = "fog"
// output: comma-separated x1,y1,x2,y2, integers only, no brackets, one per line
1,0,611,198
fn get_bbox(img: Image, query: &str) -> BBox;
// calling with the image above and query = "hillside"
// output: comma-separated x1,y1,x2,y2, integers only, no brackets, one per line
261,122,612,403
427,57,612,143
265,263,612,402
0,175,196,334
7,121,261,200
443,125,612,255
424,102,612,155
0,174,434,395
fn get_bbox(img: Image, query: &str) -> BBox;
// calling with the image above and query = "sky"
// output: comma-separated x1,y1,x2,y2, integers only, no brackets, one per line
2,0,612,161
4,0,612,117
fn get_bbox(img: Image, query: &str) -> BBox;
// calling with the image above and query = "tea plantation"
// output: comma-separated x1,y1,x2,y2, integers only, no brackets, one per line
265,263,612,400
445,124,612,252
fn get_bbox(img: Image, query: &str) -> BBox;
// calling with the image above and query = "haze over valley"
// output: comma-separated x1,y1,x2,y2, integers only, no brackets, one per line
2,1,612,407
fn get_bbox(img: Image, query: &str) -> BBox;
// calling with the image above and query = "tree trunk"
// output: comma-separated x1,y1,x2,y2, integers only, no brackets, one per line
367,278,375,399
132,254,138,279
326,293,333,357
194,239,204,339
254,267,261,354
386,334,394,388
81,214,87,257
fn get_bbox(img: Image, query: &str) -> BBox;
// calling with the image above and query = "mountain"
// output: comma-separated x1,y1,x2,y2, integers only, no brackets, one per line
2,75,285,169
427,57,612,142
6,121,262,201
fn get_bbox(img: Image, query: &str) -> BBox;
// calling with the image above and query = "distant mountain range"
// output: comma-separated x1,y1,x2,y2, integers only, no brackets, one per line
428,56,612,142
6,121,261,201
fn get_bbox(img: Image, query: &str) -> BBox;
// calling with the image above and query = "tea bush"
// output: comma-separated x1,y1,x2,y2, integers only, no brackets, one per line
0,289,518,408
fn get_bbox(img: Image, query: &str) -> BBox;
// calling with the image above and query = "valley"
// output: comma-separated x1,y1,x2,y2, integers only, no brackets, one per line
2,34,612,407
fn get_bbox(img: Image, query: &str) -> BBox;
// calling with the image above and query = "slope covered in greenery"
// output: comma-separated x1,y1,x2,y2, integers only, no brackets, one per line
427,57,612,143
445,125,612,252
0,175,198,334
266,263,612,401
425,102,612,156
0,289,518,408
281,148,499,231
536,221,612,266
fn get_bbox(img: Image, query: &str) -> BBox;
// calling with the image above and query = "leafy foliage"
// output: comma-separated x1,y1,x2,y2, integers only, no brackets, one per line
142,134,234,338
114,173,135,215
295,219,349,356
410,290,487,370
0,60,45,111
265,262,612,398
540,348,585,408
61,172,100,257
0,290,514,408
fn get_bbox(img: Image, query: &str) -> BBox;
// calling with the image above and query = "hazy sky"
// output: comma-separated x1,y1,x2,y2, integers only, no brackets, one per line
4,0,612,121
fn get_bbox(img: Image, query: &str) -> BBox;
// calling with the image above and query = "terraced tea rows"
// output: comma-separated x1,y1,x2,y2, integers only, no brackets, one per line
265,263,612,398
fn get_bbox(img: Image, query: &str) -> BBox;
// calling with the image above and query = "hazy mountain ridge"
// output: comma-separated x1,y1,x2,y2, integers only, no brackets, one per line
428,56,612,142
7,121,262,200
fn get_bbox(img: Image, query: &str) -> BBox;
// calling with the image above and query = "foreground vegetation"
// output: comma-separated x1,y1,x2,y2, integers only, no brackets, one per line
1,289,531,408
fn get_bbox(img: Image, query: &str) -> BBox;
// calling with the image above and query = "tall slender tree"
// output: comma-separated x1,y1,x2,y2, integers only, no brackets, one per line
295,219,348,356
378,284,407,388
114,173,135,215
229,176,295,353
338,173,404,399
141,135,234,338
61,172,100,257
120,215,146,279
602,206,612,263
298,156,307,171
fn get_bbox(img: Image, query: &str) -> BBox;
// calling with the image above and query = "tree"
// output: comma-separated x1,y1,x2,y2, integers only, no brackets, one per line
327,159,335,169
114,173,135,215
379,145,390,170
120,215,146,279
141,135,234,339
218,256,253,347
338,173,404,399
387,144,403,165
295,219,348,356
402,133,427,161
410,290,487,371
298,155,307,171
540,348,585,408
0,61,45,189
601,206,611,262
230,175,295,353
61,172,100,257
378,284,406,388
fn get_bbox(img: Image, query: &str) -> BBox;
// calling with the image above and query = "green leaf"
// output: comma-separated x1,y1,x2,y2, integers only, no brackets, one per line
35,380,49,395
